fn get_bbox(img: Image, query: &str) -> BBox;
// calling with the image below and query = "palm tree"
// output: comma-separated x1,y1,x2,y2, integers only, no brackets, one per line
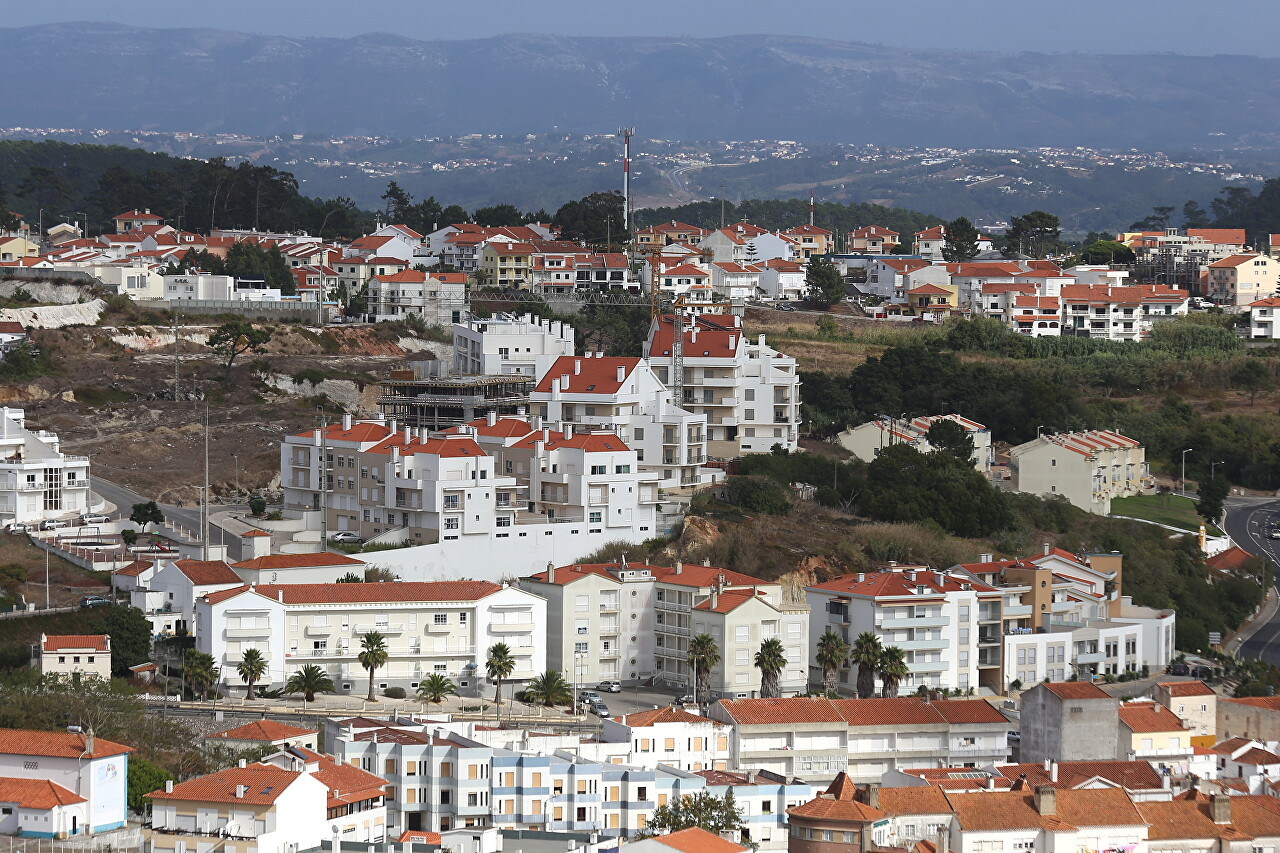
358,632,389,702
416,673,458,705
486,642,516,704
849,632,883,699
877,646,909,698
183,651,219,700
522,670,573,707
285,664,335,702
815,629,849,694
236,648,267,700
754,637,787,698
687,633,721,703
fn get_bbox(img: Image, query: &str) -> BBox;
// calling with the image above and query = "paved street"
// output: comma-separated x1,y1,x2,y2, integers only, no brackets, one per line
92,475,250,557
1222,497,1280,664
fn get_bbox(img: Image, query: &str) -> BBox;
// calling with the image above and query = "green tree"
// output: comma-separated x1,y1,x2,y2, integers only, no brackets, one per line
877,646,909,698
208,321,272,379
926,419,975,463
120,529,138,548
1196,475,1229,526
129,501,164,533
92,605,153,676
688,633,721,702
0,564,25,597
248,496,267,517
1079,241,1136,265
725,476,791,514
380,181,413,222
473,204,526,227
358,632,389,702
183,651,219,700
805,255,845,308
849,631,882,699
637,789,743,838
1232,359,1274,406
284,664,335,702
1130,205,1176,231
127,757,173,811
486,642,516,704
1003,211,1061,257
521,670,573,707
1182,200,1211,229
815,629,849,694
335,572,363,583
754,637,787,698
552,190,626,247
942,216,981,262
416,673,459,704
16,166,71,220
236,648,267,701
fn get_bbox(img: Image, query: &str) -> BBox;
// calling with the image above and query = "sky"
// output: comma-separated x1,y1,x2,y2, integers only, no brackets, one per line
6,0,1279,57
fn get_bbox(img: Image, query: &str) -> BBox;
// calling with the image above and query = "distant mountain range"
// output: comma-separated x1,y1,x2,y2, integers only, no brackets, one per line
5,23,1280,149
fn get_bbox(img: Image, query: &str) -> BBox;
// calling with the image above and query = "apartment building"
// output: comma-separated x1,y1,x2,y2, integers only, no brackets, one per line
1058,284,1190,339
634,221,709,247
379,363,534,431
37,634,111,680
1153,681,1217,738
599,708,732,772
0,729,132,835
643,313,801,456
129,557,244,637
367,269,467,326
657,262,713,298
847,226,899,254
1207,254,1279,307
193,580,545,696
1118,701,1192,762
835,415,992,472
520,559,809,696
1019,681,1119,764
779,225,833,260
913,226,947,261
0,407,91,527
530,355,714,488
452,313,576,377
1250,296,1280,339
710,696,1010,783
699,223,795,266
1007,429,1152,515
1131,226,1249,294
755,259,807,301
805,567,1005,694
862,259,948,301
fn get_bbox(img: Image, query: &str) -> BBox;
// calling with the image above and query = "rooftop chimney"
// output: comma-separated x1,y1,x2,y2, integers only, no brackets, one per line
546,561,556,584
84,728,94,755
165,780,174,793
239,759,247,769
935,572,945,585
710,588,719,610
856,572,865,582
235,785,248,799
1211,793,1231,824
1043,543,1051,556
864,783,880,809
675,561,683,575
342,413,352,431
278,590,284,602
1050,761,1058,784
574,359,582,375
1033,786,1056,816
487,411,497,427
616,365,626,383
561,373,570,388
565,423,574,438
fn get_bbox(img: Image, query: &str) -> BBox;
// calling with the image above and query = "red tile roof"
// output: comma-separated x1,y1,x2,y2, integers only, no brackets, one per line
232,553,363,571
204,581,503,606
648,314,742,360
510,429,631,454
618,708,725,727
42,634,108,652
1207,546,1256,572
1158,681,1216,698
651,827,748,853
148,764,300,805
207,720,315,743
0,777,85,809
788,772,886,823
808,570,997,598
1188,228,1247,245
693,589,762,614
1118,701,1187,734
533,356,639,395
0,729,132,759
995,760,1162,791
1208,254,1266,269
173,559,244,586
1041,681,1111,700
947,788,1145,831
398,831,442,846
717,696,1007,727
875,786,954,815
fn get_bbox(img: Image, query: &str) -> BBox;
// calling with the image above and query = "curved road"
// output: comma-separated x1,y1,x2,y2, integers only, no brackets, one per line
1223,498,1280,663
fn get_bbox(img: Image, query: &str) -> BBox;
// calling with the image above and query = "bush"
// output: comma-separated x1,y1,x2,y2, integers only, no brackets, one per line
383,686,407,699
725,476,791,515
292,368,328,386
248,496,267,516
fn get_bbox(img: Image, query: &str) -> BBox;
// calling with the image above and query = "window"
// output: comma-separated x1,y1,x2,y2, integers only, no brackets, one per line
575,642,588,653
443,494,459,509
445,518,459,530
496,516,511,527
590,465,607,475
434,613,448,625
589,512,602,523
615,465,630,474
745,409,755,421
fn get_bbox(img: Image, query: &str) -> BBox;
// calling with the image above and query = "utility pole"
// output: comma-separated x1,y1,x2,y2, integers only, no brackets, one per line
202,406,210,560
617,127,634,234
172,311,180,402
319,410,329,546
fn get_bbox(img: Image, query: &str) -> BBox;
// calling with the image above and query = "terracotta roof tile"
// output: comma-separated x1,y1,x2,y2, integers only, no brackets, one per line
148,764,300,805
204,581,503,606
1119,701,1187,734
173,559,242,586
995,760,1162,790
0,777,85,809
618,708,725,727
533,356,639,395
651,827,748,853
1042,681,1111,700
0,729,132,759
42,634,108,652
232,553,363,571
207,720,315,743
1158,681,1216,697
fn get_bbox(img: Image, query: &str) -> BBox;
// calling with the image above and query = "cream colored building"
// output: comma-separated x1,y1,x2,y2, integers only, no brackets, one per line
1117,700,1192,762
1008,430,1152,515
836,415,993,472
37,634,111,680
1153,680,1217,738
1206,253,1279,307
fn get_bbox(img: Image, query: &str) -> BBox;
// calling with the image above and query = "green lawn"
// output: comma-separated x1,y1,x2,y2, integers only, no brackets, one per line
1110,494,1223,536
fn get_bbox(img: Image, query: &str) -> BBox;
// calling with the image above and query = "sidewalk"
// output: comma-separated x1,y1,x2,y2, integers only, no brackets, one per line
1223,586,1277,656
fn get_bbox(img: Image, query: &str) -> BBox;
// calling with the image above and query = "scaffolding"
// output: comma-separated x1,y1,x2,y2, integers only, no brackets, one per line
378,368,534,431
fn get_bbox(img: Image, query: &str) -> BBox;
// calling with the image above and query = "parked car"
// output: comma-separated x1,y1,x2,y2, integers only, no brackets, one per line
79,514,110,524
596,680,622,693
39,520,69,530
588,700,611,717
675,694,696,706
330,532,364,544
1166,662,1190,676
776,303,797,312
577,690,601,706
80,594,111,608
3,522,27,534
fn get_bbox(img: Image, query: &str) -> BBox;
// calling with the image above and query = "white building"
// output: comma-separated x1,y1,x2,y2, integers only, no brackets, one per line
129,557,244,638
0,407,91,527
37,634,111,681
530,355,714,489
452,313,576,377
754,259,807,301
193,580,546,696
1008,430,1152,515
835,415,992,472
367,269,467,326
598,707,733,772
0,728,131,836
1250,296,1280,339
643,313,801,456
519,559,809,696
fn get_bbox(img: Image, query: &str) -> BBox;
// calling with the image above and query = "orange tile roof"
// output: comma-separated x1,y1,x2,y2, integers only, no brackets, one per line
651,827,748,853
398,831,442,845
148,764,300,805
694,589,762,614
523,562,629,587
1207,546,1256,572
788,773,886,823
533,356,639,395
946,788,1143,831
308,752,386,807
717,696,1006,727
995,761,1162,790
648,314,742,360
510,429,631,454
1041,681,1111,700
1188,228,1247,245
450,417,538,439
1208,253,1265,269
618,707,725,727
808,570,998,598
1138,799,1245,840
112,560,154,577
232,552,363,571
42,634,108,652
1119,701,1187,734
0,729,132,759
0,777,85,809
173,559,242,586
207,720,315,743
1158,681,1216,697
1222,696,1280,711
875,786,953,816
204,580,503,606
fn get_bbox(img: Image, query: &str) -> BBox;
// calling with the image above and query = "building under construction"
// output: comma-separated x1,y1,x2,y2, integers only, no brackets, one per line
378,360,533,430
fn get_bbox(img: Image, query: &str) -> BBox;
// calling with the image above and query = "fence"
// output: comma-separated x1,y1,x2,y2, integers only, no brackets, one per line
134,299,330,323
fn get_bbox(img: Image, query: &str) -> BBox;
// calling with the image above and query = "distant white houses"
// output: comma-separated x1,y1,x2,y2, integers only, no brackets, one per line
0,408,91,528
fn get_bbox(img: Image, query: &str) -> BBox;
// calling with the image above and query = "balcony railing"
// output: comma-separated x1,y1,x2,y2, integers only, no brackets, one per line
353,623,404,634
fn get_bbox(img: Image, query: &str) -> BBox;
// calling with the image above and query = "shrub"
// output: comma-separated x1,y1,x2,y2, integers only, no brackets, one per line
383,686,407,699
725,476,791,514
292,368,328,386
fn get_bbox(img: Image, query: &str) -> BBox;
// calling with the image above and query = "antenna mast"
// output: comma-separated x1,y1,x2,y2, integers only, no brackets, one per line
618,127,634,233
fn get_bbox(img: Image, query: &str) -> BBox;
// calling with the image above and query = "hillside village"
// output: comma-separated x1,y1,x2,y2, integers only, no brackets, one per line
0,188,1276,853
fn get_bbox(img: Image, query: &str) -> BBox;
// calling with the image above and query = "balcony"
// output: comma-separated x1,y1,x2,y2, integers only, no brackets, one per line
304,624,333,637
655,599,690,613
490,621,535,633
876,616,948,630
225,626,271,639
894,637,947,651
425,621,453,633
977,633,1001,646
1075,651,1104,664
1003,604,1033,618
354,623,405,635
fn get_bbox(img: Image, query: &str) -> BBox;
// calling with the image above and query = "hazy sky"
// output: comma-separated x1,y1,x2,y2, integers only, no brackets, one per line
8,0,1280,57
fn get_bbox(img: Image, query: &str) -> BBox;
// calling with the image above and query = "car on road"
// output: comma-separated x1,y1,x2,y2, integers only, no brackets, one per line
330,532,364,544
3,522,27,534
39,520,69,530
577,690,601,705
587,700,611,717
1269,531,1280,540
79,514,110,524
596,680,622,693
80,594,111,608
675,694,696,706
775,303,797,312
1166,662,1190,676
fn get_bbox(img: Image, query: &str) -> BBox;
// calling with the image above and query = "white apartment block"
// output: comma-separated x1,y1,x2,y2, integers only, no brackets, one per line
1207,253,1279,307
643,313,801,456
1008,430,1152,515
519,559,809,696
806,567,1005,695
37,634,111,681
1250,297,1280,339
0,407,90,527
599,707,733,772
754,259,807,301
863,259,949,301
836,415,992,473
193,579,545,695
128,557,245,638
530,355,715,489
452,313,576,377
367,269,467,326
0,728,132,835
1058,285,1190,339
709,696,1011,783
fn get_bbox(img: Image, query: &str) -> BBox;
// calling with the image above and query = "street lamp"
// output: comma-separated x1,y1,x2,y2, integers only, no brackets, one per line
232,454,240,493
1211,460,1225,481
1181,448,1194,497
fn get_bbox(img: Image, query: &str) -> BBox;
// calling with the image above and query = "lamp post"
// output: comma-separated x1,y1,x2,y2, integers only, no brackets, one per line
1211,460,1225,481
1181,448,1194,497
232,455,240,493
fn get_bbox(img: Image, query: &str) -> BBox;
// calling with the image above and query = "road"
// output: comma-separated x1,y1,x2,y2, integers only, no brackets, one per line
1222,497,1280,663
92,476,249,555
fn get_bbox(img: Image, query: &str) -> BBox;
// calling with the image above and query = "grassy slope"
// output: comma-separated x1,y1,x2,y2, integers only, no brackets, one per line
1110,495,1223,536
